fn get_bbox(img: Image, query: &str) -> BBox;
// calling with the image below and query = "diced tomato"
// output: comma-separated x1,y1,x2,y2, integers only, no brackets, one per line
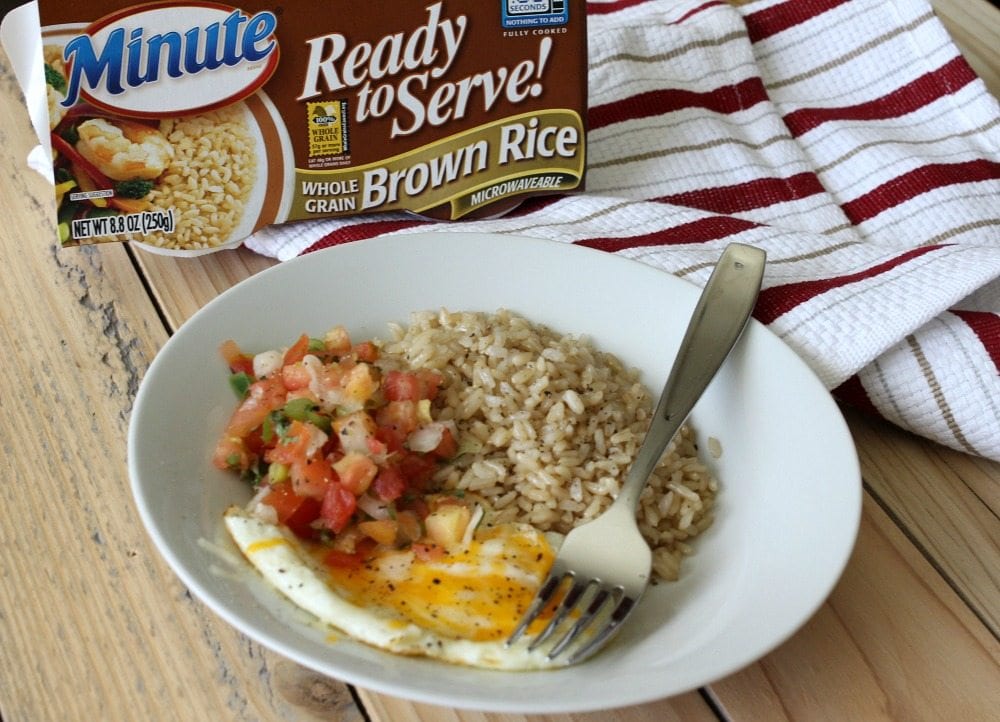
412,542,445,561
382,371,442,411
383,371,417,401
262,484,322,538
265,420,311,465
243,427,267,457
366,437,388,456
323,549,365,569
418,370,444,400
375,400,422,436
225,374,287,438
219,339,255,375
213,377,287,468
333,453,378,495
281,362,312,391
212,431,267,472
397,451,438,490
296,456,336,498
266,420,333,498
283,334,311,366
374,425,408,454
352,340,379,363
398,494,430,520
431,426,458,459
372,465,407,502
324,536,376,569
320,483,357,533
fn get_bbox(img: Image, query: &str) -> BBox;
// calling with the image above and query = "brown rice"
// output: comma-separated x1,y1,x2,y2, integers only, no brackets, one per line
379,309,718,582
144,105,257,250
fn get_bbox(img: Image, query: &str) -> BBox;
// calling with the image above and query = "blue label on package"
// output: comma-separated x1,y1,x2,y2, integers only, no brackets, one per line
502,0,569,28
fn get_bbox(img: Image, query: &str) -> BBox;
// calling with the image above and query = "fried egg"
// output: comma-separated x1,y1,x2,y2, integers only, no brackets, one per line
223,506,567,669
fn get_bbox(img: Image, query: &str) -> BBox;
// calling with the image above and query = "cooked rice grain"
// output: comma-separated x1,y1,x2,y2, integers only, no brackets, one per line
380,309,718,582
144,105,257,250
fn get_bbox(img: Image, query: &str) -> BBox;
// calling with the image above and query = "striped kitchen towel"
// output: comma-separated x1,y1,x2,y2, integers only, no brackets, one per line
246,0,1000,462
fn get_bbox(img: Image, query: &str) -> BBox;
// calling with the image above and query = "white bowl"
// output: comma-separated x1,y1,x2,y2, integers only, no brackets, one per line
128,231,861,713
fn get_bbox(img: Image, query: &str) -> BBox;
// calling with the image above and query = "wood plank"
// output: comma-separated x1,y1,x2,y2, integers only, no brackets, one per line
844,407,1000,635
357,690,719,722
132,246,276,328
708,493,1000,720
0,48,363,722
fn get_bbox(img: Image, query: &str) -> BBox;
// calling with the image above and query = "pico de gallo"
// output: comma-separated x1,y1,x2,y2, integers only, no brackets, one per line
214,326,481,569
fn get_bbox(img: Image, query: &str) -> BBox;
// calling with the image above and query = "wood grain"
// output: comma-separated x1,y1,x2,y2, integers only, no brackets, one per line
357,690,720,722
844,408,1000,636
0,48,361,722
132,247,276,329
709,493,1000,720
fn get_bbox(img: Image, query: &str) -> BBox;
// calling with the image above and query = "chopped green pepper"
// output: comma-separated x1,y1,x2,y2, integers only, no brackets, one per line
282,397,331,431
229,372,252,398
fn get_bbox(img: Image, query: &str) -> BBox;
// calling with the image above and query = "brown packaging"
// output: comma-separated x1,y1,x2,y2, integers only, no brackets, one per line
37,0,588,253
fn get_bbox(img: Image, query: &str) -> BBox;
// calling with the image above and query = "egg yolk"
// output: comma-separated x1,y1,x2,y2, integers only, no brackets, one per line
323,524,555,641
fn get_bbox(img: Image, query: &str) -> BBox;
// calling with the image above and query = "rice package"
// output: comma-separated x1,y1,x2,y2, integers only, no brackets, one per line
34,1,588,252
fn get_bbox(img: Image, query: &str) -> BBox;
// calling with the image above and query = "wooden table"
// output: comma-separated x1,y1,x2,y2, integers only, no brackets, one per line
1,1,997,720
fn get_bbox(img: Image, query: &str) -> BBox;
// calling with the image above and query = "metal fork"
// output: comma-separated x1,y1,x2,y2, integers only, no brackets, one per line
506,243,766,665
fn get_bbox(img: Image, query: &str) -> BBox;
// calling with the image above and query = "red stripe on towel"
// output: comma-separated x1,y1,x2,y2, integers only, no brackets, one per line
744,0,851,42
754,245,944,323
784,57,977,136
656,172,825,215
576,215,759,252
668,0,725,24
587,0,722,21
588,76,768,130
303,219,429,254
842,159,1000,223
586,0,654,16
832,375,882,419
951,310,1000,373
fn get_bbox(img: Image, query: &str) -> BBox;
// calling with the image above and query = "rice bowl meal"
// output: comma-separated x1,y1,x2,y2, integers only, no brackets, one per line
125,231,861,708
217,308,717,669
384,309,717,582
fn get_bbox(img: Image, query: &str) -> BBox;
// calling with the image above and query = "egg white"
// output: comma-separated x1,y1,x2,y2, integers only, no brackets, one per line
223,506,567,670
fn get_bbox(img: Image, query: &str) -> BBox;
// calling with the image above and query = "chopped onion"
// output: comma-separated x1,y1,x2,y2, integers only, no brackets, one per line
356,493,391,520
248,484,278,524
252,349,283,379
406,422,447,453
305,427,328,457
461,504,485,548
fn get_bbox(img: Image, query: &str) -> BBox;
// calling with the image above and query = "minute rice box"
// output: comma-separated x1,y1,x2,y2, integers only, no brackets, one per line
37,0,588,252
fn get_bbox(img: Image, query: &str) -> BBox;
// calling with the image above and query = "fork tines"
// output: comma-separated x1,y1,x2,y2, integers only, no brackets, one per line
506,570,638,665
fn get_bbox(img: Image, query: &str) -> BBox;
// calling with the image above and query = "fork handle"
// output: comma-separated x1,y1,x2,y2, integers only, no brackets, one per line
615,243,766,513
